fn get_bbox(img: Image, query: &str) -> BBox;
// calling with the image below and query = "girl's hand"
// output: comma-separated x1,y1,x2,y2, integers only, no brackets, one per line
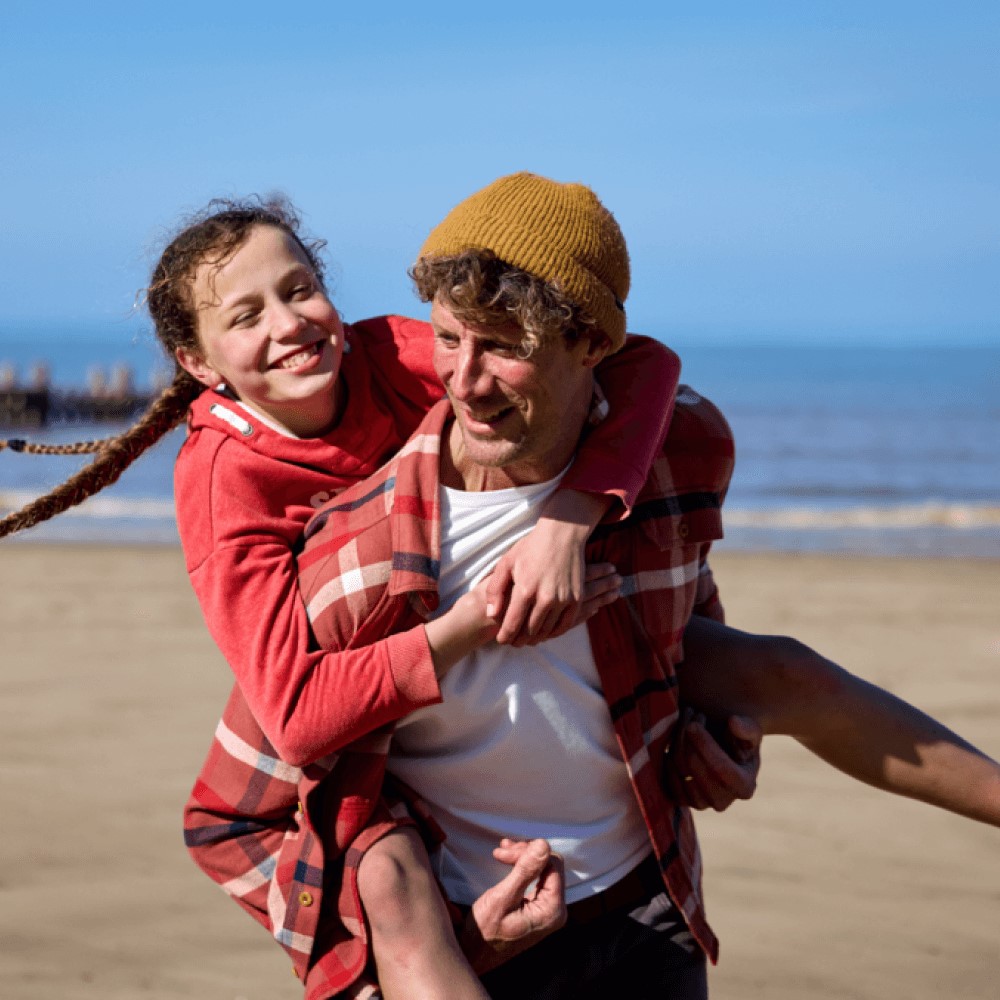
526,561,622,646
485,515,585,644
485,488,615,645
492,551,622,649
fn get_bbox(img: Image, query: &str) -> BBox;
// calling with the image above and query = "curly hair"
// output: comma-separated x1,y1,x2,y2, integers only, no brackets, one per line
1,195,324,539
409,250,605,357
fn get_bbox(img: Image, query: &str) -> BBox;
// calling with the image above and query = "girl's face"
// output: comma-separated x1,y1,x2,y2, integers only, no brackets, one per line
176,225,345,437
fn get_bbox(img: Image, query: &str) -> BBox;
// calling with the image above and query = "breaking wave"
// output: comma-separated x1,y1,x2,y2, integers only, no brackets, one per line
724,502,1000,530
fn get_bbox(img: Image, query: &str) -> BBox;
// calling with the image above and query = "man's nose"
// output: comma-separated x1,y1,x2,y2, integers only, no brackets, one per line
449,343,491,400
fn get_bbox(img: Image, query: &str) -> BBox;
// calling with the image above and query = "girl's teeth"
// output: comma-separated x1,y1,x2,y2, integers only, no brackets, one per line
280,346,316,369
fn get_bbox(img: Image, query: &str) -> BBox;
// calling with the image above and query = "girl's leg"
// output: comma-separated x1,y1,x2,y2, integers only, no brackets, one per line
357,826,491,1000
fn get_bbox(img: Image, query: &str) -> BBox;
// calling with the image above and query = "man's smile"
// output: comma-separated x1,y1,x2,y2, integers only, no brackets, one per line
456,402,517,434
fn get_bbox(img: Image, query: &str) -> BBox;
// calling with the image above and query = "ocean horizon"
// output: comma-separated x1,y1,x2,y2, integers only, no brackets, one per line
2,330,998,558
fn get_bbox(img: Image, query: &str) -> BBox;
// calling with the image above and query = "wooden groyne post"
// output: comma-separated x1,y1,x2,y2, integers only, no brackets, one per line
0,363,155,428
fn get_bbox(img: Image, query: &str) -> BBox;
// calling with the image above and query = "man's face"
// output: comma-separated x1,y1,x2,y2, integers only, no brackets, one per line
431,298,607,489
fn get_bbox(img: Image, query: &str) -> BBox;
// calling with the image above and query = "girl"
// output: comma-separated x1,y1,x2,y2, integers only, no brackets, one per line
0,197,685,998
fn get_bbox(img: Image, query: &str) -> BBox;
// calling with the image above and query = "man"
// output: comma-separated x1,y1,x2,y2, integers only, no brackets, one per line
296,171,1000,998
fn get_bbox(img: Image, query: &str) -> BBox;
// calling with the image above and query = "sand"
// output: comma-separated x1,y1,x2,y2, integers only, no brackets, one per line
0,544,998,999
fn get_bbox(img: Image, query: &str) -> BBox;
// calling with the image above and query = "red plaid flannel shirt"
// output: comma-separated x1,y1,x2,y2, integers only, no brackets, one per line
185,385,733,998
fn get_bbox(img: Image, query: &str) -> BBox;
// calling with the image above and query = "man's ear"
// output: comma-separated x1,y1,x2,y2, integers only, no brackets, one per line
579,335,611,370
175,346,221,389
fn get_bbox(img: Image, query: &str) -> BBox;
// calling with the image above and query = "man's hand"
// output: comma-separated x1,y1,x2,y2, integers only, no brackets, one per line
460,838,567,974
665,708,762,811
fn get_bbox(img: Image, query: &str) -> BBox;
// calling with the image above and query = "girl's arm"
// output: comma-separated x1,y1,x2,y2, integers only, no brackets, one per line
562,333,681,517
486,334,681,642
188,539,440,766
190,530,622,767
677,615,1000,826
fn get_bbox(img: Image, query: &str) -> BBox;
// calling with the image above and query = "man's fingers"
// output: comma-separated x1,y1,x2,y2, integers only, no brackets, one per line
483,562,512,621
583,561,617,583
496,589,532,644
668,724,719,808
684,721,757,807
727,714,764,761
490,838,552,904
522,852,567,929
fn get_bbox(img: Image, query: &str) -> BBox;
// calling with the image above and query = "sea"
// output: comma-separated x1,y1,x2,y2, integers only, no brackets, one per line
1,329,998,557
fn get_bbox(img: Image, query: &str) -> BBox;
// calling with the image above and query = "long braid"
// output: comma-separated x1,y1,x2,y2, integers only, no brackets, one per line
0,437,112,456
0,373,202,539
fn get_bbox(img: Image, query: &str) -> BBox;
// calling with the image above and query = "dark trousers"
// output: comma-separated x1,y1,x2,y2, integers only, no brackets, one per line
479,878,708,1000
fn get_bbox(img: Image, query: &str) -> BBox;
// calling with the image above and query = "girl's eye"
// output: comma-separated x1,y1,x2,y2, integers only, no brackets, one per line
290,281,314,299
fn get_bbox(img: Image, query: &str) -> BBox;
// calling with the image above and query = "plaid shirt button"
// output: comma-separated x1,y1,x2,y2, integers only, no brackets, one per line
298,891,314,907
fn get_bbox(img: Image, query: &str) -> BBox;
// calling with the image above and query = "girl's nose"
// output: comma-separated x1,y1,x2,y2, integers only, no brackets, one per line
273,303,308,339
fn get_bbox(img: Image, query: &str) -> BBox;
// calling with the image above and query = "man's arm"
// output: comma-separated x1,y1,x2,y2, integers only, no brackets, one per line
678,615,1000,826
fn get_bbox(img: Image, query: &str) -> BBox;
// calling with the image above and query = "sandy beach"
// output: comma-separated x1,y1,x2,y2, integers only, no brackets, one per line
1,544,998,1000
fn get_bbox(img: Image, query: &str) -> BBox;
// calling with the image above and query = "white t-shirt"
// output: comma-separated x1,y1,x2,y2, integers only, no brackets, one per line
387,472,650,906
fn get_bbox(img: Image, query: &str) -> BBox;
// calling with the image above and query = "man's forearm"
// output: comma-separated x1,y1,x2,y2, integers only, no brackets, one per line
678,615,1000,827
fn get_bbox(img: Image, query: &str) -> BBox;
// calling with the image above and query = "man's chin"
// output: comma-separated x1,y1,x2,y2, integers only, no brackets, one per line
460,441,520,470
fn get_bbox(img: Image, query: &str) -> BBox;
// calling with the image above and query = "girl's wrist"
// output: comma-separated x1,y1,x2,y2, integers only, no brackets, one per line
425,591,497,678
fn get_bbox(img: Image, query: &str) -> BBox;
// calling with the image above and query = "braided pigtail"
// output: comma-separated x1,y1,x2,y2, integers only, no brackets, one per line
0,437,113,456
0,373,202,539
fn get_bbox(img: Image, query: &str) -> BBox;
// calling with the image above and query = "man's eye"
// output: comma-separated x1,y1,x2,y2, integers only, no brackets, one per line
486,341,516,356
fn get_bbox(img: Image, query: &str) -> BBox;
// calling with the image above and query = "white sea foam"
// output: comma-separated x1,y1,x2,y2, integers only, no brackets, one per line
1,490,176,520
724,502,1000,531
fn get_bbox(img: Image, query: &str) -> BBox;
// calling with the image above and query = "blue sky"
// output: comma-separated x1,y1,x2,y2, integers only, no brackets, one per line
0,1,997,346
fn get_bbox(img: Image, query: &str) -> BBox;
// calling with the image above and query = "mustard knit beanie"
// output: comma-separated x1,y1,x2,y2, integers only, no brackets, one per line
418,172,630,351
